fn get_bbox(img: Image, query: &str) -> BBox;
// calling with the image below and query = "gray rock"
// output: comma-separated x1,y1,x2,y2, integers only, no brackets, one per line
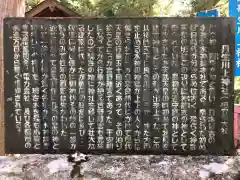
0,153,239,180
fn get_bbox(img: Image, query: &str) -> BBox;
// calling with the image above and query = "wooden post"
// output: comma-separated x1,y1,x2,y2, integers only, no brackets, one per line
0,0,25,156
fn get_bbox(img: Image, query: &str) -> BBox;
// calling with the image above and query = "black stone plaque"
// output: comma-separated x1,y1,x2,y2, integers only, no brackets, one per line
4,17,235,155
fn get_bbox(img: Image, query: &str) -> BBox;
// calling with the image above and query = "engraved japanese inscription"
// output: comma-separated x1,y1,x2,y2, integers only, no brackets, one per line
4,17,235,155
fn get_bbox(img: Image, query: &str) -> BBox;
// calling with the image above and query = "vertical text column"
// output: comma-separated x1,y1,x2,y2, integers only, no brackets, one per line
96,24,105,150
133,23,142,151
21,24,32,150
49,24,59,150
40,25,50,149
189,24,198,151
87,24,96,150
180,24,189,151
59,24,68,148
123,24,132,151
170,24,180,151
198,24,208,151
77,24,87,149
68,24,78,150
30,24,41,150
152,23,161,151
114,23,124,151
161,24,170,151
208,24,218,147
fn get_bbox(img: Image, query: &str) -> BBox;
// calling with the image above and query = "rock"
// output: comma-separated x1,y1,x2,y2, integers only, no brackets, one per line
199,170,210,179
0,153,239,180
47,159,71,174
202,163,229,174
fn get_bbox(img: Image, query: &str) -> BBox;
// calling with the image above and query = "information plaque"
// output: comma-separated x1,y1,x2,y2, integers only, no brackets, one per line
4,17,235,155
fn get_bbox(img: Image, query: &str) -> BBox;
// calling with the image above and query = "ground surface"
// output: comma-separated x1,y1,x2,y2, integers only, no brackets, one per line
0,152,240,180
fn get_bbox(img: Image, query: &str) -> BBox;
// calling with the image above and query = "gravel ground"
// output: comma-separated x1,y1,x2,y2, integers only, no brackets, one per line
0,151,240,180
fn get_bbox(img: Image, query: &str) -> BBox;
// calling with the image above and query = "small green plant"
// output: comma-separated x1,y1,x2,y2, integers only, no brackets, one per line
235,89,240,104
